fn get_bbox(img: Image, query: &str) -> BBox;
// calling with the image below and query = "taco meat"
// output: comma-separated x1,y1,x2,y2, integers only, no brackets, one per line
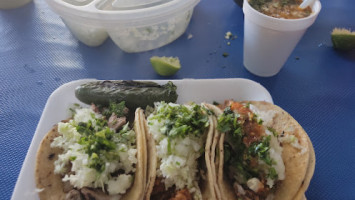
35,102,146,200
206,100,313,200
150,177,192,200
144,102,215,200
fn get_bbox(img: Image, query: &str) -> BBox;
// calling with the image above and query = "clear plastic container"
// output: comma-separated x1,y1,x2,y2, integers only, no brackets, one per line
45,0,200,52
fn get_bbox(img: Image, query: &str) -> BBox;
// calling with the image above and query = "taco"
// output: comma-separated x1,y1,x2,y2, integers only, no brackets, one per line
35,102,147,200
206,101,315,200
144,102,218,200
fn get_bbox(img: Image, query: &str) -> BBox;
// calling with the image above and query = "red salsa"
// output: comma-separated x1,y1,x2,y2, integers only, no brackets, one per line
249,0,312,19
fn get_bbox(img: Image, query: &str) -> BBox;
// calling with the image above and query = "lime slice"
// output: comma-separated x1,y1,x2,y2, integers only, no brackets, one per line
150,56,181,76
331,28,355,51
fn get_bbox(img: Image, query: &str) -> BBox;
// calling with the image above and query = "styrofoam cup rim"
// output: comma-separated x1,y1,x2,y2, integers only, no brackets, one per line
243,0,321,31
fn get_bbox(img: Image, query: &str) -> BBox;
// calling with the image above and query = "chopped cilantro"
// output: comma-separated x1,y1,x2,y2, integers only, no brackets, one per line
223,144,232,163
281,0,297,6
249,0,272,9
217,107,241,134
150,103,209,140
257,118,264,125
267,127,279,136
217,105,279,185
102,101,127,118
69,103,81,116
248,135,274,166
267,167,278,180
88,152,106,173
75,114,134,173
245,102,251,108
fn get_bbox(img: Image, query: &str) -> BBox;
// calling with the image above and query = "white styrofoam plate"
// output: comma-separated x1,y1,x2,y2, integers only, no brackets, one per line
11,78,273,200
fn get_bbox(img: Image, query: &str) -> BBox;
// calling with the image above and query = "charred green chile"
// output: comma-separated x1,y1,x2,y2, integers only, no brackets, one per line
75,80,178,109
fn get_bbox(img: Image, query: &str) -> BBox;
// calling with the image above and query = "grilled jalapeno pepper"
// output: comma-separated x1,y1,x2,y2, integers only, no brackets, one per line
75,80,178,109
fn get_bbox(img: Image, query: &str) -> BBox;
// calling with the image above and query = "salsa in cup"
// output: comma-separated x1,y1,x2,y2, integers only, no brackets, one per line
249,0,312,19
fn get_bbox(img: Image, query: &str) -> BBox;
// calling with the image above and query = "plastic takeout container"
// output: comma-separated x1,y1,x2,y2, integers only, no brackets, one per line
45,0,200,52
242,0,321,77
0,0,32,9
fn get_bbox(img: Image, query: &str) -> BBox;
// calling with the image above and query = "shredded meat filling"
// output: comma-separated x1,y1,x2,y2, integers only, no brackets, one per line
220,101,274,200
63,181,74,193
242,119,265,147
64,187,121,200
150,177,193,200
223,101,265,147
170,188,192,200
80,187,112,200
66,189,83,200
234,184,271,200
108,113,126,130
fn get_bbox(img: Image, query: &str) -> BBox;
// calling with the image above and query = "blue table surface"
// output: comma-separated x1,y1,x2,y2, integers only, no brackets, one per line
1,0,355,199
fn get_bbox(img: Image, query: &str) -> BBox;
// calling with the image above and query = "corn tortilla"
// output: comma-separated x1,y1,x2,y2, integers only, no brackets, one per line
206,101,315,200
35,109,147,200
144,103,218,200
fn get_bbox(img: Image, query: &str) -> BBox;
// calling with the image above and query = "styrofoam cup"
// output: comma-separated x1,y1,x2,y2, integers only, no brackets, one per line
0,0,32,9
242,0,321,77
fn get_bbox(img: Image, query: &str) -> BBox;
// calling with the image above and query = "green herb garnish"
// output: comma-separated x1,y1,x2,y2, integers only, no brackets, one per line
249,0,272,10
102,101,127,119
267,127,279,136
267,167,278,180
150,103,209,140
217,104,279,185
248,135,274,166
74,109,135,173
217,107,241,134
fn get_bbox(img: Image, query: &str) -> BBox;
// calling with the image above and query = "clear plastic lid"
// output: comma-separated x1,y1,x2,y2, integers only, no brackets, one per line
45,0,200,26
111,0,171,9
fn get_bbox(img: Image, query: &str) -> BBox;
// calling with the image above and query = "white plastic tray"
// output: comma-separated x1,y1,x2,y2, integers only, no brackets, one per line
11,78,273,200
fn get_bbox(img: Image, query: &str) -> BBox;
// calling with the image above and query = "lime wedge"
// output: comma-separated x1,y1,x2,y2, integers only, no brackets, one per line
150,56,181,76
331,28,355,51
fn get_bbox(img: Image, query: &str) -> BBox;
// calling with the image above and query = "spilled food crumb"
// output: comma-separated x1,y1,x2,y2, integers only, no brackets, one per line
225,31,238,40
225,31,233,39
223,31,237,57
